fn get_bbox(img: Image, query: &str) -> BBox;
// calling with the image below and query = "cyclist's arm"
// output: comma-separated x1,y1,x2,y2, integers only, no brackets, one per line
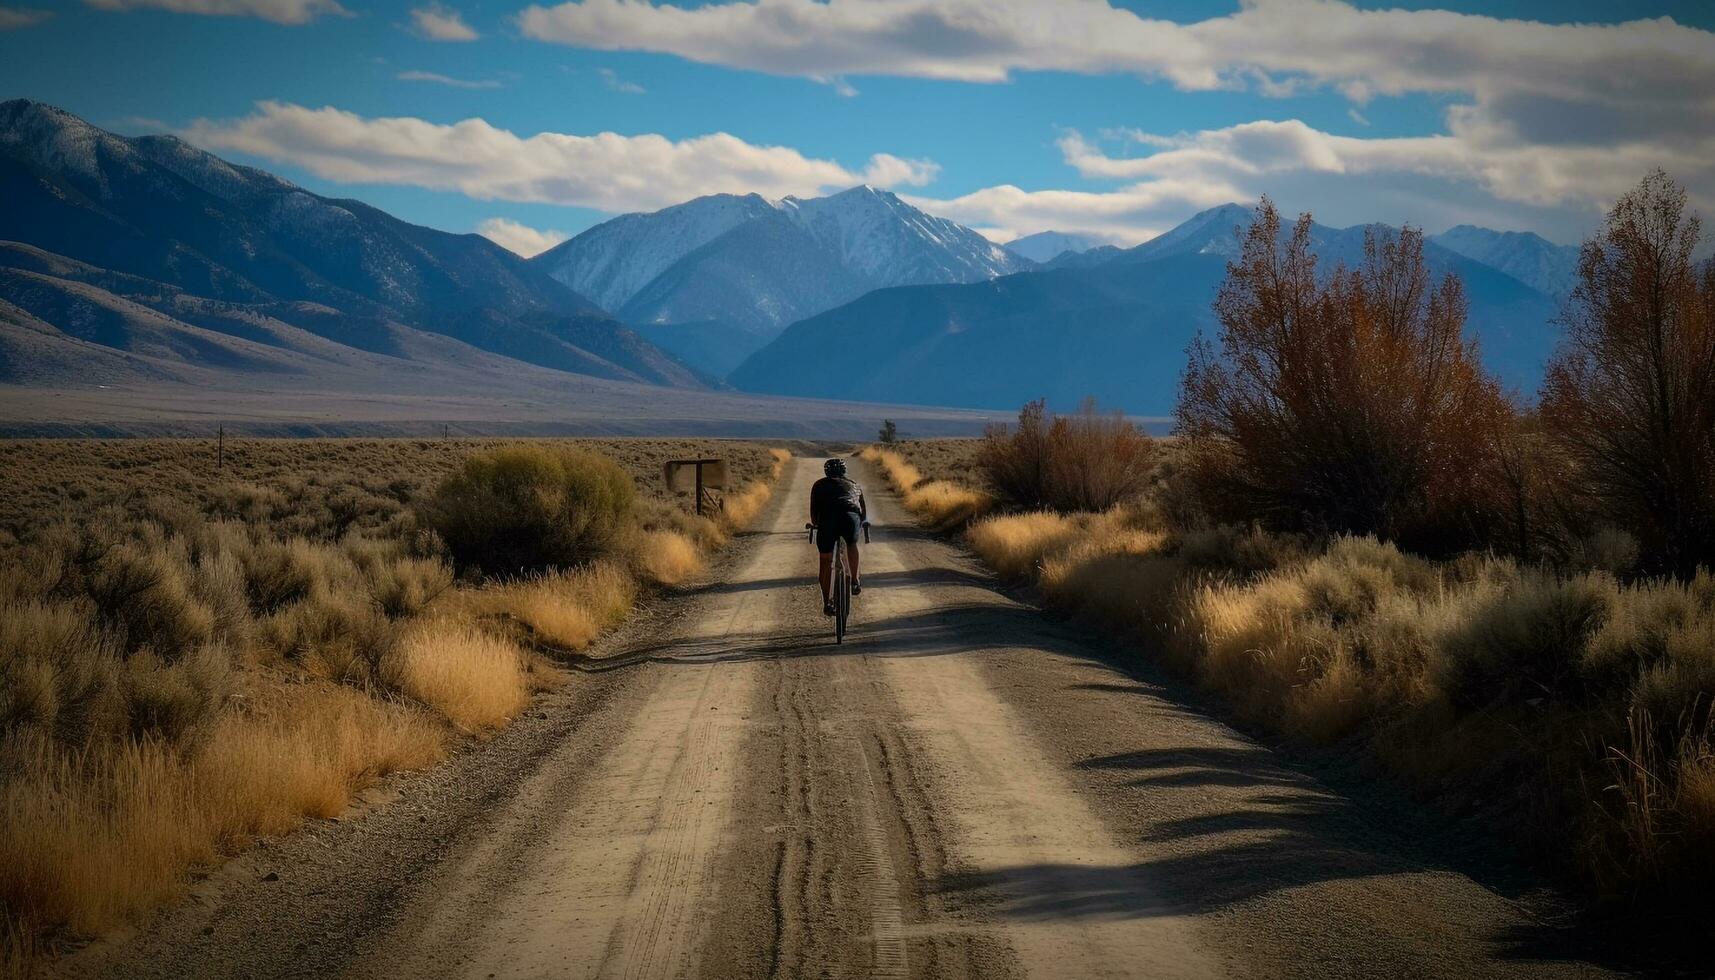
859,488,867,520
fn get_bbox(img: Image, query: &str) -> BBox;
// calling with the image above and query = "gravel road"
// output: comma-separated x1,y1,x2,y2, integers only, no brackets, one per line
61,456,1624,980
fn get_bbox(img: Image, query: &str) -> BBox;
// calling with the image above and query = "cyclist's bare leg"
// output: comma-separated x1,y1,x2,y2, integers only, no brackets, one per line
818,552,833,602
847,542,860,587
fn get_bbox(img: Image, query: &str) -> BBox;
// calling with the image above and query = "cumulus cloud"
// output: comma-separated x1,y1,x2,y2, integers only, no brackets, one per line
409,2,477,41
0,6,52,28
183,102,941,213
477,218,569,257
83,0,348,24
397,70,502,89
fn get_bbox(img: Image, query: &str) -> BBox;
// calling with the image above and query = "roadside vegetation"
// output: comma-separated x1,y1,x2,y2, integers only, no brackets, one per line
873,171,1715,912
0,437,790,968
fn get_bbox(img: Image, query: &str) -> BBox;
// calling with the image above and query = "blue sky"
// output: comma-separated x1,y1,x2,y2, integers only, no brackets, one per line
3,0,1712,254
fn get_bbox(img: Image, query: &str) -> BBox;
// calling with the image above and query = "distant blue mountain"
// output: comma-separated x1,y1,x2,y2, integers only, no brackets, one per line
1003,230,1109,264
531,185,1032,377
731,203,1566,414
1430,225,1580,300
0,99,704,388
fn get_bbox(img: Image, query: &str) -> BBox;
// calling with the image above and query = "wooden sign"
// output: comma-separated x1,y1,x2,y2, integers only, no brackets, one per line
664,459,727,492
664,458,728,514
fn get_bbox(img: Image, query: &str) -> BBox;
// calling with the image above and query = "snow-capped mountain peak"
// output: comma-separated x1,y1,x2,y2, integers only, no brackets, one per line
1430,224,1580,299
535,192,779,313
533,184,1031,323
780,184,1029,285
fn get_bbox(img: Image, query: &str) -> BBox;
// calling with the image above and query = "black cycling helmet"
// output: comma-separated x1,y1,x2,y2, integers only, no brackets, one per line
824,458,847,477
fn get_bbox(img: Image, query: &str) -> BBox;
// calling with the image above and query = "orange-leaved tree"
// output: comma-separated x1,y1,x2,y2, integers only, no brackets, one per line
1176,198,1516,551
1539,170,1715,576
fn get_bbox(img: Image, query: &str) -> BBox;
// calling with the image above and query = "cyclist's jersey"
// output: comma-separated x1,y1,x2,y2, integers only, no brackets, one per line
810,475,866,527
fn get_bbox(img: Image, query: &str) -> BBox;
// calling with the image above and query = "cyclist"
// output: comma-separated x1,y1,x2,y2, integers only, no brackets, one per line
809,457,866,616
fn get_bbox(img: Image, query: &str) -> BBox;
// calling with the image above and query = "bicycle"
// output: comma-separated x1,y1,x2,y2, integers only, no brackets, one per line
807,520,870,643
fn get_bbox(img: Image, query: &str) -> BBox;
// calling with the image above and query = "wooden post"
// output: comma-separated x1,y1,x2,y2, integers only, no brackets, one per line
217,423,224,471
695,461,704,516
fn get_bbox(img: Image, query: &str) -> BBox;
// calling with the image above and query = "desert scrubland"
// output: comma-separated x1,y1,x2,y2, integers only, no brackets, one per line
0,437,788,968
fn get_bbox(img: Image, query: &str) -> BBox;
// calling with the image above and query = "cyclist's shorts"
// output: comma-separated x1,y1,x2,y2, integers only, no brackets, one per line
815,510,862,555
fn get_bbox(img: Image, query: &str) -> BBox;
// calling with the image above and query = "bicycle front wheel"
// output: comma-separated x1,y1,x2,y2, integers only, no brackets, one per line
834,539,849,643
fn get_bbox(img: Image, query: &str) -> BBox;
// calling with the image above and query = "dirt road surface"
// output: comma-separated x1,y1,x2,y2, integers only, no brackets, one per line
64,457,1623,980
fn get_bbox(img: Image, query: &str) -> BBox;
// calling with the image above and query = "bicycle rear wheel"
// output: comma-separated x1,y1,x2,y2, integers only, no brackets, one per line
834,539,849,643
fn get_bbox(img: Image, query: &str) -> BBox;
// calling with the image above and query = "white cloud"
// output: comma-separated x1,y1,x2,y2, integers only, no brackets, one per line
517,2,1707,99
597,67,645,94
83,0,347,24
398,70,503,89
910,115,1715,245
907,178,1243,249
1059,118,1714,216
513,0,1715,154
182,102,941,213
0,6,52,28
409,2,477,41
477,218,569,257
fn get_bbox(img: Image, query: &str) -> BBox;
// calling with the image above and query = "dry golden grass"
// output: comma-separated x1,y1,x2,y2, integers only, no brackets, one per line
383,622,529,733
632,530,706,586
0,683,442,939
967,510,1168,583
720,481,773,529
464,564,640,653
966,512,1084,579
861,447,993,530
0,437,793,963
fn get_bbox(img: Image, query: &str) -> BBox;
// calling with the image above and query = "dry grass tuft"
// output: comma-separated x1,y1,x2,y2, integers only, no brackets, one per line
383,622,529,732
633,530,705,587
468,564,640,653
966,512,1084,579
720,481,773,528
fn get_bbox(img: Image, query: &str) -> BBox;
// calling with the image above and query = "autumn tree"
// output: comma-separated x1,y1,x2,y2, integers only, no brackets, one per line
1539,171,1715,576
1176,198,1516,551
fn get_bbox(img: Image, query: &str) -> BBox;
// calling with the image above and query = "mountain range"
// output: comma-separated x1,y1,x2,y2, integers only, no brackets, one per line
729,203,1570,414
2,99,1586,427
531,186,1032,375
0,99,701,391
